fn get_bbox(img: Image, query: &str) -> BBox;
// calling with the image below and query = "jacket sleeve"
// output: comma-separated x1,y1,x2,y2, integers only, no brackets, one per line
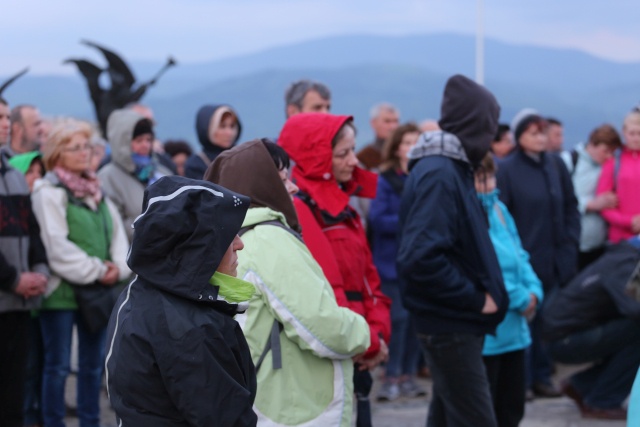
0,253,18,292
368,177,399,236
241,226,370,359
360,241,391,357
154,326,257,427
26,197,49,278
98,169,135,242
557,156,581,247
32,185,108,285
597,158,634,229
105,198,132,281
397,166,486,312
502,203,544,309
294,198,348,307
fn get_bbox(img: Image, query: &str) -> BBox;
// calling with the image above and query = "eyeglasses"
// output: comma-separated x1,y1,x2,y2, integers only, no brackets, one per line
63,144,92,153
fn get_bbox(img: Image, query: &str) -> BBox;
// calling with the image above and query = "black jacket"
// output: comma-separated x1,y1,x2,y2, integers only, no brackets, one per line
497,148,580,289
542,242,640,342
105,176,257,427
398,151,508,335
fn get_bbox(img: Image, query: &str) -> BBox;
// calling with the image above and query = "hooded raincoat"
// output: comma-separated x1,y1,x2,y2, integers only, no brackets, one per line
105,176,257,427
185,104,242,180
98,109,173,242
279,113,391,358
205,140,370,427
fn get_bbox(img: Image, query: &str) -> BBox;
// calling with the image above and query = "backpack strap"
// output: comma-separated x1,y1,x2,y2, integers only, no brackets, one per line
570,149,579,176
238,219,299,372
613,149,622,192
197,151,211,169
254,319,284,372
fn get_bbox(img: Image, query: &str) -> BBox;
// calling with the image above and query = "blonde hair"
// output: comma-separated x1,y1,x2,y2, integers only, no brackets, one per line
623,111,640,131
43,119,94,171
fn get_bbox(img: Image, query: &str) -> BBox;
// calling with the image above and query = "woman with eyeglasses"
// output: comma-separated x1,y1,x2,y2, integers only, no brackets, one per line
31,119,131,427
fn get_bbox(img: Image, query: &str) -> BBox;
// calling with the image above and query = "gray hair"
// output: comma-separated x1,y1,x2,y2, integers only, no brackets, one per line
284,79,331,112
369,102,399,120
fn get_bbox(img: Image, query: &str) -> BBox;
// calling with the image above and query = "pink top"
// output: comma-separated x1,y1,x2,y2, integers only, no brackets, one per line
596,148,640,242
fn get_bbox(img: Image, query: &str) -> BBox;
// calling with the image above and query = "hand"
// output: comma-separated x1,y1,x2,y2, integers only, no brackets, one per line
632,216,640,234
355,339,389,371
522,293,538,318
588,192,618,212
14,272,47,298
98,261,119,286
482,293,498,314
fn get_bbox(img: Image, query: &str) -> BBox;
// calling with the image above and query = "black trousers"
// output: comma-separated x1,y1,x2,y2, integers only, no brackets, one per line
419,333,497,427
354,365,373,427
483,349,526,427
0,311,31,427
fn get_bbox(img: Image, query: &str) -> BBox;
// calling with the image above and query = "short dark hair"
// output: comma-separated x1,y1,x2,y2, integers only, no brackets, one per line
547,117,562,127
9,104,35,125
261,138,290,171
163,140,193,157
493,124,510,142
0,97,7,106
284,80,331,112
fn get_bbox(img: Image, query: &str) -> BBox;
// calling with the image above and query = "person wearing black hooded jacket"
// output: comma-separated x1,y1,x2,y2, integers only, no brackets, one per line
105,176,257,427
397,75,508,427
184,104,242,179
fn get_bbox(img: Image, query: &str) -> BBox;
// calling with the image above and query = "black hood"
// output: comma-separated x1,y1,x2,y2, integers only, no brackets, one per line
195,104,243,153
438,75,500,168
127,176,249,304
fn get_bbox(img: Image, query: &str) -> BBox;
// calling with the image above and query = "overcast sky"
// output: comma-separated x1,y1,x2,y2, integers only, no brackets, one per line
3,0,639,76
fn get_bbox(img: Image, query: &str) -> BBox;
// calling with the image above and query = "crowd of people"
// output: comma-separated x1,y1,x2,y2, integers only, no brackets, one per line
0,73,639,427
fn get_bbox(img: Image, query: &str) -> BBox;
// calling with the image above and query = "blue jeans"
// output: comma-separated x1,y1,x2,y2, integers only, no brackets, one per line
381,281,421,378
418,333,497,427
39,310,106,427
549,317,640,409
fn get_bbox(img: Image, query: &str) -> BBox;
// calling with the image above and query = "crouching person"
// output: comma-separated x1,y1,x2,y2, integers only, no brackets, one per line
205,139,371,427
543,240,640,420
105,175,258,427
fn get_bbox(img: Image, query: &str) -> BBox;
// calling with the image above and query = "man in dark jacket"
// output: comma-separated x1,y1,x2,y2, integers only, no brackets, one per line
105,176,257,427
0,135,49,426
397,75,508,427
543,241,640,420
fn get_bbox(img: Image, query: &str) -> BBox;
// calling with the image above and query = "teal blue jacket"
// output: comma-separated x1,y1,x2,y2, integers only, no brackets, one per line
479,190,544,356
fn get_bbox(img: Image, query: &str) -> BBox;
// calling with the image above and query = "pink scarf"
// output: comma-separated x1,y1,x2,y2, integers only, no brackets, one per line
54,167,102,204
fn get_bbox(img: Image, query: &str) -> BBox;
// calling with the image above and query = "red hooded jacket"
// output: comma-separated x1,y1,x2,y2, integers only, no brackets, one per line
279,113,391,357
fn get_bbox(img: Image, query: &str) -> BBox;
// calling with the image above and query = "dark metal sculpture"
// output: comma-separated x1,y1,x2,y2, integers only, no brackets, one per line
0,68,29,98
65,40,176,136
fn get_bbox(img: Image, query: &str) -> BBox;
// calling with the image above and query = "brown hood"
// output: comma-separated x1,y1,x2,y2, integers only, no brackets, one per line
204,140,300,232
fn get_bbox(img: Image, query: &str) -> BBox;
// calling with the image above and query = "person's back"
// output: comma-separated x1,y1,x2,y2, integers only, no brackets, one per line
397,74,507,427
106,176,257,427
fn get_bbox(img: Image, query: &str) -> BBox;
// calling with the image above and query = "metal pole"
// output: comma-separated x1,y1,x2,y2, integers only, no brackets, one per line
476,0,484,85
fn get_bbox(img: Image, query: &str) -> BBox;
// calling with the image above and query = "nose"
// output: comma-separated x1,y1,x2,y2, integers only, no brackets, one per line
347,150,358,166
287,179,299,196
233,235,245,251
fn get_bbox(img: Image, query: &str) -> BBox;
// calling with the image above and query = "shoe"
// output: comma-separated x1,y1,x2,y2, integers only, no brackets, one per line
532,381,562,398
399,378,427,398
581,405,627,420
560,379,584,409
376,382,400,402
